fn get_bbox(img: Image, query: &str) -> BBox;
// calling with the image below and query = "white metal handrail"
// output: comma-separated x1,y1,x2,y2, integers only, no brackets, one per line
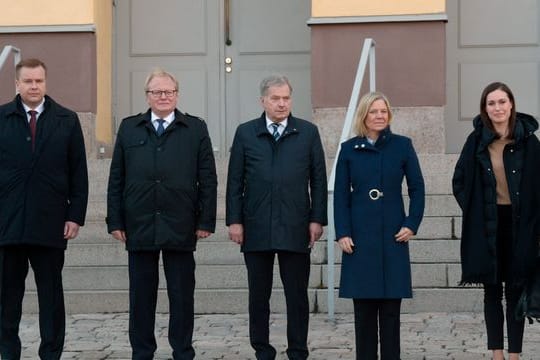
327,38,376,319
0,46,22,90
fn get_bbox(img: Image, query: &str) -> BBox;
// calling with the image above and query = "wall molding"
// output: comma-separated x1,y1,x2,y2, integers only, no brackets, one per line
307,14,447,25
0,24,95,33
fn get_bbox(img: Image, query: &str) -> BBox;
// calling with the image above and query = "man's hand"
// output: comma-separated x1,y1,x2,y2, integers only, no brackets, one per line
64,221,80,240
196,229,212,239
309,222,323,248
229,223,244,245
111,229,127,243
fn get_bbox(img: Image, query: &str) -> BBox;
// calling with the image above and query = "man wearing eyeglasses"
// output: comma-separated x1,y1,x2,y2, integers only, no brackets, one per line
107,68,217,360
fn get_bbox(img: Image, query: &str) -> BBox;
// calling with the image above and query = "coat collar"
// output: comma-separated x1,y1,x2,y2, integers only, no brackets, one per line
255,112,299,139
9,94,64,156
352,127,392,151
135,109,189,134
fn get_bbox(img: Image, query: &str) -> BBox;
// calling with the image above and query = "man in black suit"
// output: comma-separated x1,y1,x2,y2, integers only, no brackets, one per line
226,74,327,360
107,68,217,359
0,58,89,359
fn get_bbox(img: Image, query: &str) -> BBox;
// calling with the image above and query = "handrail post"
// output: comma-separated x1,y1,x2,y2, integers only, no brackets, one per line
327,38,375,320
0,46,22,94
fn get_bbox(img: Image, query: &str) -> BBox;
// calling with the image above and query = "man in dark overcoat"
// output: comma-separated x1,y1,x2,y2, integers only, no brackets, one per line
0,58,89,359
107,68,217,359
226,74,327,360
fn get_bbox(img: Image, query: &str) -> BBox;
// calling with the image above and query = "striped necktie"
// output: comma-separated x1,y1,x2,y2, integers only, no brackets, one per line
271,123,280,141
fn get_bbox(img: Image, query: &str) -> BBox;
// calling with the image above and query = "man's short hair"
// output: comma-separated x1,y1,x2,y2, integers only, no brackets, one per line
16,58,47,79
259,74,292,97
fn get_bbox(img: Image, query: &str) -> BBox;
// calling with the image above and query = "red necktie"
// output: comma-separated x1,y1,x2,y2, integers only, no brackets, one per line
28,110,37,151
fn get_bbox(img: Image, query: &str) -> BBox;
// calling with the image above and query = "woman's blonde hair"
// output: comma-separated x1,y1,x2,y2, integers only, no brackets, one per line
353,91,393,137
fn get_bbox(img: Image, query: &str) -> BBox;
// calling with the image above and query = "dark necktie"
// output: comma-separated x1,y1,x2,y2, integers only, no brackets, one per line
271,123,280,141
156,119,165,136
28,110,37,150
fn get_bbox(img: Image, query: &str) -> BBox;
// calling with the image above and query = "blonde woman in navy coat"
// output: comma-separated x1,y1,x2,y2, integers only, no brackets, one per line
334,92,425,360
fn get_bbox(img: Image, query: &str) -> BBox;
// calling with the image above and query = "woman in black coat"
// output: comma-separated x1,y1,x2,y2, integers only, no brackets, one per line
453,82,540,360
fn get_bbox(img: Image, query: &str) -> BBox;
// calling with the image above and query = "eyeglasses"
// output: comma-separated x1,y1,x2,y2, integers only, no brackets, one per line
146,89,178,98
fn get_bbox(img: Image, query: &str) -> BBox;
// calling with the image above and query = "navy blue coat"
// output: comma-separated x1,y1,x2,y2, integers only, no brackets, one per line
226,113,327,253
334,128,425,298
0,95,88,249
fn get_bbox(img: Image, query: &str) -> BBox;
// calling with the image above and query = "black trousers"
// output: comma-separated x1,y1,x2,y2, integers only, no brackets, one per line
128,250,195,360
0,245,65,360
244,251,310,360
483,205,525,353
353,299,402,360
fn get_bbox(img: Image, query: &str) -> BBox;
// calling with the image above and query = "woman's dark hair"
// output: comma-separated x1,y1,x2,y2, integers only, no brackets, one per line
479,82,516,139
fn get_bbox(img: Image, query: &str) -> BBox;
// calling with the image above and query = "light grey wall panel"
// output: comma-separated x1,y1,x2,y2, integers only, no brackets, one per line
459,0,538,47
459,62,539,119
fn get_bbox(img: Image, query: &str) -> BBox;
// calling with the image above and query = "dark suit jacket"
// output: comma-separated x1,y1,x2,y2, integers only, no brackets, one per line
107,109,217,251
0,95,88,249
226,113,327,253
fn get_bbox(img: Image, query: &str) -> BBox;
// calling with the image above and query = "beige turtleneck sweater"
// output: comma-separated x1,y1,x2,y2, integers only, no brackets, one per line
488,138,512,205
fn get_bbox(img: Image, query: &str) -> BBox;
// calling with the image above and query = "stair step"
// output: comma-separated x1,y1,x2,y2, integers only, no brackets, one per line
65,241,327,266
21,287,483,314
25,264,324,291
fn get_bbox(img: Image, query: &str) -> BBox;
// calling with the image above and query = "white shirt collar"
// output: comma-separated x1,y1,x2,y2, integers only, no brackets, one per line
22,99,45,118
265,116,287,133
151,111,175,125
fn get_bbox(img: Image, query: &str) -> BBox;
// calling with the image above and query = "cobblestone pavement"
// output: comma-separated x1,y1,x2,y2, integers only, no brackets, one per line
18,312,540,359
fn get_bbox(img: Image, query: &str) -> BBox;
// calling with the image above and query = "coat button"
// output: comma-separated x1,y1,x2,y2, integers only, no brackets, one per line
157,147,162,152
354,145,359,149
26,136,31,142
512,170,516,174
155,179,161,183
139,140,144,145
361,144,365,148
156,210,161,215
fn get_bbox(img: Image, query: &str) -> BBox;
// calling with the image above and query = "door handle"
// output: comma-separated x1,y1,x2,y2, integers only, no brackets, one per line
225,0,232,46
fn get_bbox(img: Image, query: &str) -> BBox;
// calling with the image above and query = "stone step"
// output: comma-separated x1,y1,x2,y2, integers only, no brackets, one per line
79,215,460,244
21,287,483,314
328,238,460,264
21,289,319,314
66,237,460,268
321,263,462,289
64,241,328,266
318,288,484,314
25,264,324,291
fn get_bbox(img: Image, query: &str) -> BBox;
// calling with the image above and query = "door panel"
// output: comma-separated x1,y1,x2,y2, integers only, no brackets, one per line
224,0,311,148
115,0,221,151
115,0,311,154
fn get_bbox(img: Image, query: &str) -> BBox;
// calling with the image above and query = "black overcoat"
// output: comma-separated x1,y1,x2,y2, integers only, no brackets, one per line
106,109,217,251
0,95,88,249
225,114,327,253
453,113,540,286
